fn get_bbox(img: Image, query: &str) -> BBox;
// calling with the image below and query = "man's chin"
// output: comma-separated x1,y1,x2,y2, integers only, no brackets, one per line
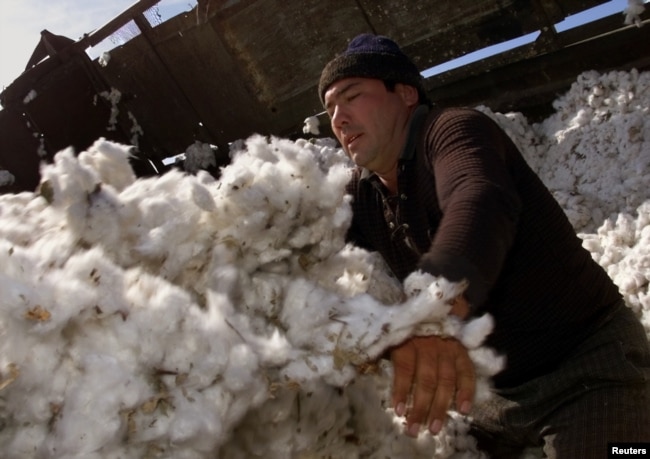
349,152,366,167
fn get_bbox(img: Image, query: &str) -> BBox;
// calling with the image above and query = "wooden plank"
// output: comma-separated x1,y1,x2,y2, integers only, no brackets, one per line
212,0,366,105
79,0,161,48
152,15,270,144
359,0,610,69
100,40,203,159
19,57,130,156
0,109,42,192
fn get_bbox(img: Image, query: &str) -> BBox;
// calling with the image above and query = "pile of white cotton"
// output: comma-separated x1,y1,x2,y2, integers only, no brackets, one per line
479,68,650,335
0,134,498,458
0,67,648,459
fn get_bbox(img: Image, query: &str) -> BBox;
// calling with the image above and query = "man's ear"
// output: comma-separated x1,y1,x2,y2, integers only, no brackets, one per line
396,83,419,106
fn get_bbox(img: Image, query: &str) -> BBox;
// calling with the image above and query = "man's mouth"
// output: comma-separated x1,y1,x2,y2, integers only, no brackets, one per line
346,134,361,148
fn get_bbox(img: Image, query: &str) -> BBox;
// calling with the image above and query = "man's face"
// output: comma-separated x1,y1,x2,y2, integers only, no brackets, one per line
324,77,417,174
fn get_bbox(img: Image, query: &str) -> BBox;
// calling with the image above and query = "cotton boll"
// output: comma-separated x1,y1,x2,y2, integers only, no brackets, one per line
133,200,195,258
77,183,124,246
288,387,353,454
469,347,507,380
280,354,357,387
1,424,49,459
183,141,217,174
120,271,195,360
222,344,260,392
344,384,411,456
414,315,464,340
302,115,320,135
158,239,209,283
38,149,129,250
201,259,241,297
214,386,269,441
324,244,403,304
281,270,480,380
164,393,223,452
615,270,648,295
39,148,99,206
284,225,318,249
0,289,75,434
0,169,15,187
2,340,68,424
43,353,149,457
571,108,593,128
219,395,301,458
0,193,46,244
460,314,495,350
280,278,350,351
77,139,137,191
56,247,129,316
249,328,293,367
403,271,467,303
451,346,505,409
581,234,603,260
349,289,458,365
125,398,175,445
311,138,352,170
190,177,217,212
222,382,354,459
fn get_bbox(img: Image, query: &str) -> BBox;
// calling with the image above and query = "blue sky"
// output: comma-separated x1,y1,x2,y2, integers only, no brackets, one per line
0,0,642,90
422,0,642,77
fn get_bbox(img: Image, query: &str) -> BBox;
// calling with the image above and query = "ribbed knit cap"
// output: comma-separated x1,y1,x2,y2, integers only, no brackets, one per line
318,34,425,104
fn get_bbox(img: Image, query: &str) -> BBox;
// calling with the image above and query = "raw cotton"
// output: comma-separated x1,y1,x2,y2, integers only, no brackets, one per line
0,134,498,458
478,67,650,335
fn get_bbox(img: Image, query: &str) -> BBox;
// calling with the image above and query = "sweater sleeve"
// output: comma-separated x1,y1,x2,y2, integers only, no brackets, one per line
417,108,522,309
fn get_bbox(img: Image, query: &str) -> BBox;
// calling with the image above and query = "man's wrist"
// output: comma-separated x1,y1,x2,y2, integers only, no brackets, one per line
450,295,470,320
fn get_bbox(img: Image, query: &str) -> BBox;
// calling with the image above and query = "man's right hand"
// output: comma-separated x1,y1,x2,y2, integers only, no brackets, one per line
390,294,475,437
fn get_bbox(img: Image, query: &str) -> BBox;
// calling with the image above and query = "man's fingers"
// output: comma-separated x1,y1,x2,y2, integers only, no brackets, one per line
454,347,476,415
425,351,457,434
390,341,417,417
391,336,477,437
404,346,439,436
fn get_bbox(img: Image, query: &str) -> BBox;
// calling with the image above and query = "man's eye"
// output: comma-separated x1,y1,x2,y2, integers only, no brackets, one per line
347,93,359,102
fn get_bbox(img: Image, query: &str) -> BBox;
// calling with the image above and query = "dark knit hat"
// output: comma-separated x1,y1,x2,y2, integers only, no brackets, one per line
318,34,425,104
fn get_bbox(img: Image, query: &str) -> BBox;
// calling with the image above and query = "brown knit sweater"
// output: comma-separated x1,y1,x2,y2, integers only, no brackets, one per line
345,105,623,388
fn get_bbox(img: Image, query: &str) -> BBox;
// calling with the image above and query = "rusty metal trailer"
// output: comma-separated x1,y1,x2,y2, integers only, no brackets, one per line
1,0,649,192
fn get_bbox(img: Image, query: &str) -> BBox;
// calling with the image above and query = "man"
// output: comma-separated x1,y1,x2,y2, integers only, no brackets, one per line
318,34,650,458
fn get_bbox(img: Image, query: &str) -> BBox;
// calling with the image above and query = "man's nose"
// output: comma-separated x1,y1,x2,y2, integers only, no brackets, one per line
331,105,349,130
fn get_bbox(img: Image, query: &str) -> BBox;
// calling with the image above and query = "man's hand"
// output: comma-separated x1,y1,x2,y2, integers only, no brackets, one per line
390,333,475,437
